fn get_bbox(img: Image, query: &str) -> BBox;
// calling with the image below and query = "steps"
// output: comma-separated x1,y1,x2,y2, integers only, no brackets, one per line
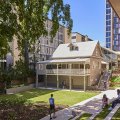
98,71,112,90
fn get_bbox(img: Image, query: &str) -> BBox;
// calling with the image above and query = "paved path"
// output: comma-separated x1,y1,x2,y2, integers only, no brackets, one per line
40,89,119,120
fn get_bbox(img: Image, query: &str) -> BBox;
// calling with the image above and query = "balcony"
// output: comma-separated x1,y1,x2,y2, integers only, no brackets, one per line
46,69,90,76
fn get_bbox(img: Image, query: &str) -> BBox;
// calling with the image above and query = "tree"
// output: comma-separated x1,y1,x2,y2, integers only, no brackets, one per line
0,0,18,57
0,0,73,69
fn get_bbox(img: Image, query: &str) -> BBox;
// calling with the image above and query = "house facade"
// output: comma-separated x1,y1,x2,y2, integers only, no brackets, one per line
36,41,103,90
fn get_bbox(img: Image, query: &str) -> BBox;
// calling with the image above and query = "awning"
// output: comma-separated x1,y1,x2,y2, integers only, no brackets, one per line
37,58,90,64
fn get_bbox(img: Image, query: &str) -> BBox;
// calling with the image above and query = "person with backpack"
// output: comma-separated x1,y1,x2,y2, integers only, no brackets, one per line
49,94,56,119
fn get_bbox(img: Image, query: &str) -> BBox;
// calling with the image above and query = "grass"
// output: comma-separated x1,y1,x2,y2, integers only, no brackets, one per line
110,76,120,88
93,105,111,120
111,76,120,82
0,89,99,106
112,108,120,120
76,113,91,120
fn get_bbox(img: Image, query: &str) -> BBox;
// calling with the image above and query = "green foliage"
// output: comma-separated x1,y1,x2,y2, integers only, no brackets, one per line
111,76,120,82
110,76,120,88
0,67,14,82
0,0,18,56
0,0,73,67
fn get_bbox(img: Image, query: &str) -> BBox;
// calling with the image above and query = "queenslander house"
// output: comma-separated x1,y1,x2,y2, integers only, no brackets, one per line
36,41,108,91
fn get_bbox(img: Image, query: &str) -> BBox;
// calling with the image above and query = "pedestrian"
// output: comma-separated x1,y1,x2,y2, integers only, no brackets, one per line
103,81,107,90
108,89,120,110
102,94,108,108
49,94,56,119
62,81,64,89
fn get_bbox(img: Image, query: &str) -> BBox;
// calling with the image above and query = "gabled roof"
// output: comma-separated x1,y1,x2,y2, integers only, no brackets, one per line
52,41,98,59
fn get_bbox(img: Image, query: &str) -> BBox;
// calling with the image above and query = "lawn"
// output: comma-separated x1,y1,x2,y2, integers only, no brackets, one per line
112,108,120,120
76,113,92,120
93,105,111,120
0,88,99,106
0,89,99,119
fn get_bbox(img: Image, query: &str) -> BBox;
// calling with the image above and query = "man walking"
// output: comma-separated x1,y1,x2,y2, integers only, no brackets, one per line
49,94,56,119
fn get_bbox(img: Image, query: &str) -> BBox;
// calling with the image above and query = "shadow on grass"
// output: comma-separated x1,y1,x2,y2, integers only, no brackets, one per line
0,88,57,104
93,104,111,120
112,108,120,120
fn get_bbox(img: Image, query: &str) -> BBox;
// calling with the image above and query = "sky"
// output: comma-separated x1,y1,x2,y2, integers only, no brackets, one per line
63,0,105,46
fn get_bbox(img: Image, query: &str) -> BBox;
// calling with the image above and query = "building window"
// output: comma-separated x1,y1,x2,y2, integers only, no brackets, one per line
106,15,111,20
106,43,111,48
106,26,111,31
72,36,76,39
106,21,111,25
106,32,111,37
106,38,110,42
106,9,111,14
70,45,78,51
58,34,63,40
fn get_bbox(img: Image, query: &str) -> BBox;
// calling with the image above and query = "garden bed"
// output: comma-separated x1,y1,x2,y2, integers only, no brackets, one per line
0,99,66,120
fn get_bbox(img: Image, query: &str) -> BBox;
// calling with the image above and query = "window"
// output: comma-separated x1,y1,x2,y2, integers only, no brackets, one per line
81,36,85,41
80,64,84,69
106,9,111,14
59,27,63,33
106,26,111,31
70,45,78,51
106,3,110,8
106,38,110,42
106,32,111,37
72,64,79,69
58,34,63,40
114,41,118,46
106,21,111,25
106,43,111,48
85,64,90,69
106,15,111,20
72,36,76,39
58,64,62,69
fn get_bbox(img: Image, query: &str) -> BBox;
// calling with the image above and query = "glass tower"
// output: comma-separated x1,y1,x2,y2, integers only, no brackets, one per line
106,0,120,51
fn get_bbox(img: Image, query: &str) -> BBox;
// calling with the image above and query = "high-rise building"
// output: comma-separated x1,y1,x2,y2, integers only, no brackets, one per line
106,0,120,51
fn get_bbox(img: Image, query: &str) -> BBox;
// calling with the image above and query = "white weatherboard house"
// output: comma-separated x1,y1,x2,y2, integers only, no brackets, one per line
36,41,103,91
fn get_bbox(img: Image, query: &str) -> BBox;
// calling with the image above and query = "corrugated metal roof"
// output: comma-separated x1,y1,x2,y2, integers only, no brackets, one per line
52,41,98,59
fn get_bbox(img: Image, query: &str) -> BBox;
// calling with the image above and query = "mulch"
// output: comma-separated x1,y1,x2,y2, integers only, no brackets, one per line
0,103,68,120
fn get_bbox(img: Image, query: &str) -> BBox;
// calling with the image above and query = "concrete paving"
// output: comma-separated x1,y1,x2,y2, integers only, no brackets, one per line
40,89,119,120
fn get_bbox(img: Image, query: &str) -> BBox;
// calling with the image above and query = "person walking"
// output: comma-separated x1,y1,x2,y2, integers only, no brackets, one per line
49,94,56,119
103,81,107,90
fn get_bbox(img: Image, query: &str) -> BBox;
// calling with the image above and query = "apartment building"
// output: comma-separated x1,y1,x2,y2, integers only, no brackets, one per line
65,32,92,43
10,19,70,67
33,20,68,61
106,0,120,51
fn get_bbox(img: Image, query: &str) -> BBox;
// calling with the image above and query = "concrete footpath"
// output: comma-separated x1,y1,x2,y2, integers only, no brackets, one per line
40,89,119,120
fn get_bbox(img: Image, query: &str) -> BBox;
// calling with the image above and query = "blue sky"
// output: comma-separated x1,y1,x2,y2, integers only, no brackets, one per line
63,0,105,46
